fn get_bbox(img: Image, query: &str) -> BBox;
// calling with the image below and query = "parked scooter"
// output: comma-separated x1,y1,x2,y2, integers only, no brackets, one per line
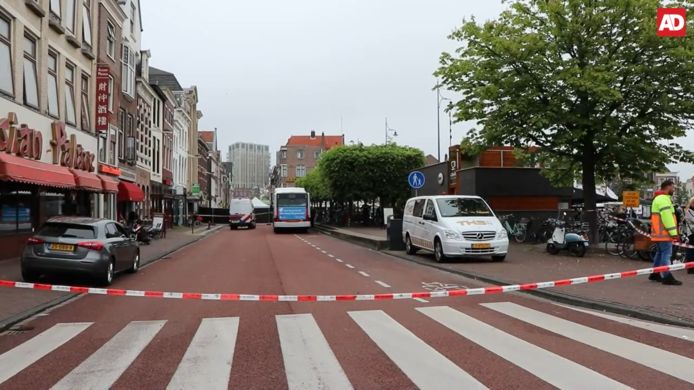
130,221,151,245
546,213,589,257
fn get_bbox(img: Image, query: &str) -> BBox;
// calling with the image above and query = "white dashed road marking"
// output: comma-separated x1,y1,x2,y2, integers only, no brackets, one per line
358,271,370,277
345,264,355,269
375,281,391,288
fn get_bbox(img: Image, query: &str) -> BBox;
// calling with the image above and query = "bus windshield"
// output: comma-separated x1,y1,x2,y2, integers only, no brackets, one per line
277,193,307,206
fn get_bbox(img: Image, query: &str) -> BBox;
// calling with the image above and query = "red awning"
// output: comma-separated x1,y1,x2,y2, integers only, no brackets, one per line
70,169,103,192
118,181,145,202
99,174,119,193
0,153,76,188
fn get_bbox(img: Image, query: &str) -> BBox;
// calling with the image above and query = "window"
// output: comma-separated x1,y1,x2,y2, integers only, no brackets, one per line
121,45,135,96
281,150,287,160
106,22,115,58
281,164,288,178
314,150,320,160
0,15,12,96
297,150,304,160
50,0,61,19
130,3,136,34
109,126,116,165
23,34,39,108
81,73,90,130
436,197,493,218
105,223,119,238
47,51,59,117
82,0,92,47
107,76,114,111
412,199,425,218
296,165,306,178
64,63,76,124
118,108,125,159
0,190,32,235
65,0,75,32
423,200,437,220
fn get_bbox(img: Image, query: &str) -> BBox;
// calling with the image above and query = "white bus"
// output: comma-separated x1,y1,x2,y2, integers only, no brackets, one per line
272,187,311,233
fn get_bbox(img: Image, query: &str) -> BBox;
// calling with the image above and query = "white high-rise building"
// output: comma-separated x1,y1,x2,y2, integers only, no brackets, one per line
227,143,271,198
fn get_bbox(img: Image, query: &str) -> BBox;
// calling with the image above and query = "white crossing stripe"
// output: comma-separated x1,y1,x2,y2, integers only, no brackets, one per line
0,323,92,385
483,302,694,384
167,317,239,390
418,307,628,389
276,314,353,390
375,280,391,288
349,310,486,390
52,320,165,390
556,304,694,343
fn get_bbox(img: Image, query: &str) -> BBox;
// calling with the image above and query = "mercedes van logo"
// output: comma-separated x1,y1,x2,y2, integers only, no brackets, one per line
476,232,484,240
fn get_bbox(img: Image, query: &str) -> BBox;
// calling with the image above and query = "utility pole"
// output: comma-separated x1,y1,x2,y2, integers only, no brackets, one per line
436,80,441,162
384,117,388,145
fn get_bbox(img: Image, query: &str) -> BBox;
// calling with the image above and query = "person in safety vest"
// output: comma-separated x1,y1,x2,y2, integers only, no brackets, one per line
650,180,683,285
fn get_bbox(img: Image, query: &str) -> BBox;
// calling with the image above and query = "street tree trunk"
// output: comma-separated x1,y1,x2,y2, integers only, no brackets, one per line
582,149,599,244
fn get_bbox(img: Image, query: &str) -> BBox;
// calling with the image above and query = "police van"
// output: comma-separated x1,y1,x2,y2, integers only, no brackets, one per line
402,195,509,262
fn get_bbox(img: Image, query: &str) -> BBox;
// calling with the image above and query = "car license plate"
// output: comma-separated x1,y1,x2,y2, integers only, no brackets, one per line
50,243,75,252
471,243,491,249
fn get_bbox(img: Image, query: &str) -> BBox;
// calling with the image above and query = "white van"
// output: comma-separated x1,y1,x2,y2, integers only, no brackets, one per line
402,195,509,262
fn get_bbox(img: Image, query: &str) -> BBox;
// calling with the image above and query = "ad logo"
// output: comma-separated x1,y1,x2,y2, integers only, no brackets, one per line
657,8,686,37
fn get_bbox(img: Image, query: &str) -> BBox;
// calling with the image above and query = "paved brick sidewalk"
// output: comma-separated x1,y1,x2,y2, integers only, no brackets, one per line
385,244,694,325
0,225,223,331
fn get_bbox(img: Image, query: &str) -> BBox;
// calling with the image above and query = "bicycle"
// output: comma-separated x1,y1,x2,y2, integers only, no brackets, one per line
499,214,528,243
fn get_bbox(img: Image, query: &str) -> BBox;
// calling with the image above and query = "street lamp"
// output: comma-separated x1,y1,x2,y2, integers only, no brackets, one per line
384,117,398,145
436,84,453,159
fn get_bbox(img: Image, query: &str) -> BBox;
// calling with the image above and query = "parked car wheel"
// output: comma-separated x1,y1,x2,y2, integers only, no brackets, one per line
21,267,39,283
491,255,506,262
405,234,418,255
250,222,257,230
434,238,446,263
99,258,115,286
128,252,140,274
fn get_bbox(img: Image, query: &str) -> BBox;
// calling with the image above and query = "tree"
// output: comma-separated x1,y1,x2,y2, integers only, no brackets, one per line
318,144,425,210
295,165,330,203
437,0,694,241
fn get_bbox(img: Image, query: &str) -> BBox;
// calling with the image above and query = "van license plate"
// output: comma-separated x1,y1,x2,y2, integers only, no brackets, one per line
50,243,75,252
471,243,491,249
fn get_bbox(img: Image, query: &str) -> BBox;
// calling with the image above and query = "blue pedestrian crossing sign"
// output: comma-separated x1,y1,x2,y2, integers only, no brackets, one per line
408,171,425,189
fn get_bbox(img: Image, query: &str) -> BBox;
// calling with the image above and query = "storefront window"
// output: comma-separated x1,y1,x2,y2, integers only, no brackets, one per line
40,192,65,223
0,190,33,235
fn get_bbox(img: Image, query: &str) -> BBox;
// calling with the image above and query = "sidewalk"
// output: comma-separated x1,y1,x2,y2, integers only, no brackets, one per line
384,244,694,326
0,224,223,331
314,224,388,250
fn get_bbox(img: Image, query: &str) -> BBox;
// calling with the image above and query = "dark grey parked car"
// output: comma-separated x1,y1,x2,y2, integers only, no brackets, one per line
21,217,140,286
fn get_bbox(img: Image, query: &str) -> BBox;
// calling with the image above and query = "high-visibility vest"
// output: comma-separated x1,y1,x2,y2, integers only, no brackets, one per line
650,194,678,241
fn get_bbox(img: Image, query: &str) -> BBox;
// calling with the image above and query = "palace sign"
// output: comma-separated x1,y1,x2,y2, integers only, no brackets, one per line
0,112,96,172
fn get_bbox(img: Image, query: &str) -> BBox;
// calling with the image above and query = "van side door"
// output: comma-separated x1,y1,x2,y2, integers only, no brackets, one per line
411,199,427,249
421,199,439,248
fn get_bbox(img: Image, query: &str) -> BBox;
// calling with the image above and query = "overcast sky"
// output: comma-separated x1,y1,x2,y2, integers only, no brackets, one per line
141,0,694,180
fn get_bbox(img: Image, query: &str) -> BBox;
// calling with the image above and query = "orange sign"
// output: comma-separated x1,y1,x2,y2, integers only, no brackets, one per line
99,164,121,176
622,191,640,207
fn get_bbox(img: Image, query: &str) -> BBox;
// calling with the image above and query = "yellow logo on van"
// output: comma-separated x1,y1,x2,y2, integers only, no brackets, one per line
457,220,492,226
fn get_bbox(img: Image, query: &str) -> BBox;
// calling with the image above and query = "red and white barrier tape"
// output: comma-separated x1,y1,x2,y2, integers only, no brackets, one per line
606,215,694,249
1,263,692,302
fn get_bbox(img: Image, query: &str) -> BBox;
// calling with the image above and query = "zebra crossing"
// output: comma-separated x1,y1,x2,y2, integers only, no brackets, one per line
1,302,693,389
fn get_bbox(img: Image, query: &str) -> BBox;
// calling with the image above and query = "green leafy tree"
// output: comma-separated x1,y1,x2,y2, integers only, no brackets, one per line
437,0,694,240
295,165,330,203
318,144,425,211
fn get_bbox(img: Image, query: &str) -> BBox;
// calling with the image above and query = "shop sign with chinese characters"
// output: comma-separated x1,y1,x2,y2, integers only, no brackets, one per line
95,65,110,134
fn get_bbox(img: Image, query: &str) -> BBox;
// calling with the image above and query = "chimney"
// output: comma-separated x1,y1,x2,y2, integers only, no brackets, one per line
310,130,316,139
